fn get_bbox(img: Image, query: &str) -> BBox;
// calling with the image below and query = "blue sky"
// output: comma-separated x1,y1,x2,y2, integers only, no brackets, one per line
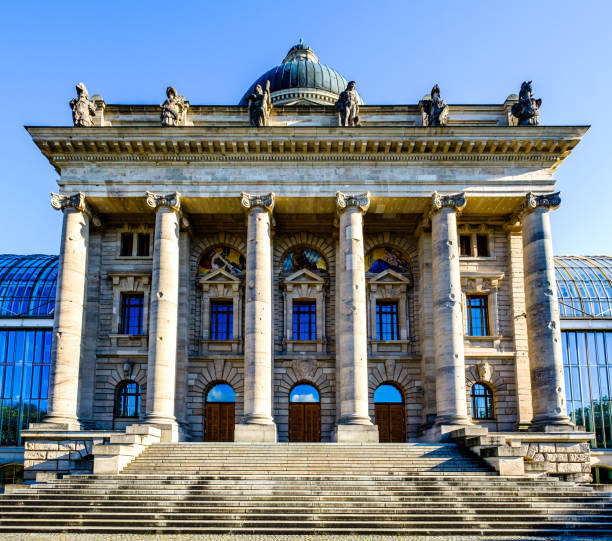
1,1,610,255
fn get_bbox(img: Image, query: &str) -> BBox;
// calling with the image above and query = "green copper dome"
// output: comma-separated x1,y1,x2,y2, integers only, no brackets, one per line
239,40,363,106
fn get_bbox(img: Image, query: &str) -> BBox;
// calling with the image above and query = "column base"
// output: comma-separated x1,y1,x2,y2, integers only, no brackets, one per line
529,417,575,433
144,417,179,442
333,424,379,443
234,423,277,443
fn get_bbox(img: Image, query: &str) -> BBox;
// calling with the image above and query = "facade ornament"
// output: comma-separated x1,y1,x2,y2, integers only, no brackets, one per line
421,84,449,127
430,191,467,214
246,80,272,127
240,192,275,212
145,191,181,212
160,86,189,127
521,191,561,216
69,83,97,127
336,191,370,213
335,81,360,126
511,81,542,126
50,192,101,226
477,361,492,382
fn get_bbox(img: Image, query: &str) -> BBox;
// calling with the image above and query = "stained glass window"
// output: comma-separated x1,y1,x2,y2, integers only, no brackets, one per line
282,248,327,273
365,246,410,274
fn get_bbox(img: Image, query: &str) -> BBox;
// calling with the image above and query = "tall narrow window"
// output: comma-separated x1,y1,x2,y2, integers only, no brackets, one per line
376,301,399,340
476,235,490,257
136,233,150,256
115,380,141,418
459,235,472,257
293,301,316,340
120,233,133,256
471,383,494,420
120,293,144,335
467,295,489,336
210,300,233,340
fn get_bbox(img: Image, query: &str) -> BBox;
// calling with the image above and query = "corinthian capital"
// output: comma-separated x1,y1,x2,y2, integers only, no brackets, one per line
240,192,275,212
145,191,181,212
430,191,467,214
51,192,100,226
336,191,370,213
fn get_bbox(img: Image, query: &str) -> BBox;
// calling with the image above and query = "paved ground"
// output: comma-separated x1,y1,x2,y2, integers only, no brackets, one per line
0,533,612,541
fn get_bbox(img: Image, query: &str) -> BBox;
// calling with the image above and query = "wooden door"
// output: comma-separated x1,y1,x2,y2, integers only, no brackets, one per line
375,403,406,443
289,402,321,442
205,402,235,442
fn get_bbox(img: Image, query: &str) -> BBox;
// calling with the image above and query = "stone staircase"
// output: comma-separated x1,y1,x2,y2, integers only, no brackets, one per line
1,442,611,535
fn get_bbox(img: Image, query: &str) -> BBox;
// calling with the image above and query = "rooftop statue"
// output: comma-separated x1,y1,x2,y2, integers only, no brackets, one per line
511,81,542,126
246,80,272,127
161,86,189,127
69,83,97,127
421,84,448,127
336,81,360,126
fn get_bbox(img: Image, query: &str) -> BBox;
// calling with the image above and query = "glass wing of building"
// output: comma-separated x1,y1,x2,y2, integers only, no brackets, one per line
556,256,612,448
0,255,57,446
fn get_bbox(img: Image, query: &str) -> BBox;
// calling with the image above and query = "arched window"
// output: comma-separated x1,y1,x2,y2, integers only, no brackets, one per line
282,247,327,273
374,384,403,403
115,380,141,418
471,383,494,420
206,383,236,403
290,383,320,403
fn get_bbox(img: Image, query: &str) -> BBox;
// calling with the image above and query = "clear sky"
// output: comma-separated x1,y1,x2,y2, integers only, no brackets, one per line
1,0,610,256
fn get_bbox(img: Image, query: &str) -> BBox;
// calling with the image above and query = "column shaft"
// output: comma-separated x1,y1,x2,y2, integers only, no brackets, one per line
521,193,571,428
334,192,378,443
235,193,276,442
431,193,471,427
45,199,90,428
145,192,181,440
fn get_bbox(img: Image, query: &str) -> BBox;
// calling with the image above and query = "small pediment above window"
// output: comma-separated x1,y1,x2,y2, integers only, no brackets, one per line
283,268,327,285
367,269,411,286
198,268,243,285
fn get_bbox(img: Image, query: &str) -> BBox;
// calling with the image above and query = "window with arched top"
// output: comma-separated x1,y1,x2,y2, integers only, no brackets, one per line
204,383,235,442
115,380,141,418
206,383,236,403
290,383,320,403
374,384,405,443
281,247,328,274
289,384,321,442
471,383,494,420
374,384,403,404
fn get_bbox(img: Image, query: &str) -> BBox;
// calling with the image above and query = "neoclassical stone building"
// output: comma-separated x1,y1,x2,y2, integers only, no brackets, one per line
25,42,590,450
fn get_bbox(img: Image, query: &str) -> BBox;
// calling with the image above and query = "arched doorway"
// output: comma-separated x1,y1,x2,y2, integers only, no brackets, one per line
204,383,235,442
374,384,406,443
289,383,321,442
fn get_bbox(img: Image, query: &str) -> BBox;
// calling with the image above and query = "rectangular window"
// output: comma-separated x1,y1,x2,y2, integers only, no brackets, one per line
467,295,490,336
210,300,233,340
292,301,316,341
476,234,490,257
459,235,472,257
120,293,144,335
136,233,150,257
376,301,399,341
120,233,133,256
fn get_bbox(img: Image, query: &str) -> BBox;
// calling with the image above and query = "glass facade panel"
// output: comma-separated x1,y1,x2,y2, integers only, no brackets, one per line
376,301,399,340
0,330,51,445
210,301,233,340
563,331,612,448
293,301,316,341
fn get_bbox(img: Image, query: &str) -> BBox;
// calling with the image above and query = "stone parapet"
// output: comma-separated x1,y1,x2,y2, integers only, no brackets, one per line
449,427,594,483
93,425,161,474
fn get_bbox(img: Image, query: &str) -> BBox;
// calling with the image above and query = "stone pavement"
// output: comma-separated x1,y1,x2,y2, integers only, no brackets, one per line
0,535,611,541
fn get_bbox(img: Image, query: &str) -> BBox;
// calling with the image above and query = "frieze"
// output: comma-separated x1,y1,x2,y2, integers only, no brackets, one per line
50,192,101,226
240,192,275,212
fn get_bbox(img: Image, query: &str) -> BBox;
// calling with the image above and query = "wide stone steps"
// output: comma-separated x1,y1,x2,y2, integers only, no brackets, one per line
2,442,611,535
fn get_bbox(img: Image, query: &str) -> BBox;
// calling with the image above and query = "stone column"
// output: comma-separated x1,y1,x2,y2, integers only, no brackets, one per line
44,193,97,429
430,192,471,433
333,192,378,443
144,191,181,442
520,192,572,430
235,192,277,442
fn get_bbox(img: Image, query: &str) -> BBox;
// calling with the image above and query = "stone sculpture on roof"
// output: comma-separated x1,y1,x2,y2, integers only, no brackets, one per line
421,84,448,127
69,83,97,127
335,81,360,126
161,86,189,127
511,81,542,126
246,80,272,127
